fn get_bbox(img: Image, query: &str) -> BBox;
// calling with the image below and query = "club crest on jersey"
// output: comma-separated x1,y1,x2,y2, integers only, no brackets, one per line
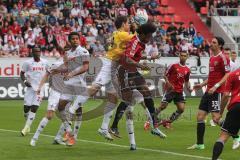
214,61,218,66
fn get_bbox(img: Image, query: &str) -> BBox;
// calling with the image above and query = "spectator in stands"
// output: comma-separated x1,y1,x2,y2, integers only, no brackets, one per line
108,5,117,20
145,41,159,57
193,32,204,48
187,21,196,38
96,29,106,45
4,30,15,44
24,29,36,50
167,23,178,45
200,40,210,57
180,38,193,53
117,4,128,16
92,40,106,57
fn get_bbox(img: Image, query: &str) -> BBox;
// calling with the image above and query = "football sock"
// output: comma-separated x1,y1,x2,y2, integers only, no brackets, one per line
101,102,115,130
212,140,224,160
25,111,36,127
111,102,128,129
33,117,49,140
197,120,205,145
55,123,65,140
126,119,135,145
169,110,182,122
73,120,82,139
144,98,157,127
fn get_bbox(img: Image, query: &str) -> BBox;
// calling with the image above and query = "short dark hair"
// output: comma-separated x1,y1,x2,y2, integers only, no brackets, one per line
215,36,225,47
68,32,80,41
224,47,231,51
136,22,156,35
115,16,128,29
32,47,41,52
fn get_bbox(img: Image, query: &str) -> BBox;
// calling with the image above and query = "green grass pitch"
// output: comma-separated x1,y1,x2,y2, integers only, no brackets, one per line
0,98,238,160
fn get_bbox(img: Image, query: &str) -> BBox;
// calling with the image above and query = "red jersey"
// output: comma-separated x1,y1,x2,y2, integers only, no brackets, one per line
207,52,230,93
225,69,240,110
165,63,191,93
121,35,145,72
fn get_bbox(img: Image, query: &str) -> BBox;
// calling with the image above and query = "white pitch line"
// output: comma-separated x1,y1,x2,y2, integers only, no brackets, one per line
0,128,215,160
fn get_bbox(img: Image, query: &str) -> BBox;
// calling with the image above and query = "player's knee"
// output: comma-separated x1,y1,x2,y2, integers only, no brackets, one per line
46,111,54,120
58,100,68,111
31,105,39,113
197,111,206,121
125,106,134,119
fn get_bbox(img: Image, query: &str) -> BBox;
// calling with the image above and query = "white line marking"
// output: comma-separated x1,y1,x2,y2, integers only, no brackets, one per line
0,128,214,160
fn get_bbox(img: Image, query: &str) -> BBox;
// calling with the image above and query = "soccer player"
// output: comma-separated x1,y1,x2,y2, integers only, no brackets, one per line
30,58,69,146
112,22,166,150
57,32,90,146
188,37,230,150
20,47,49,136
211,68,240,160
150,51,192,129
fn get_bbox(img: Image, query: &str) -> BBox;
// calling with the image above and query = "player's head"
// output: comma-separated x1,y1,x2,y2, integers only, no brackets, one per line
211,37,225,53
137,22,156,44
224,47,231,58
32,47,41,60
179,51,189,65
115,16,129,32
68,32,80,48
231,50,237,61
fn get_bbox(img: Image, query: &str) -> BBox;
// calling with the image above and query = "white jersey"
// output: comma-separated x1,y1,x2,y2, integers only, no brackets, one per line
65,45,89,86
230,60,238,72
22,58,49,91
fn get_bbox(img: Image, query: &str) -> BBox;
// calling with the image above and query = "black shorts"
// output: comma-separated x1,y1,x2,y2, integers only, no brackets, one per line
198,92,221,113
221,103,240,136
113,65,148,103
162,92,185,104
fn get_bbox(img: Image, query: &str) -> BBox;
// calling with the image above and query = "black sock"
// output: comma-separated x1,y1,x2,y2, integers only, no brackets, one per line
232,135,239,139
169,110,182,122
197,121,205,145
212,141,224,160
144,98,157,125
24,105,31,113
111,102,128,129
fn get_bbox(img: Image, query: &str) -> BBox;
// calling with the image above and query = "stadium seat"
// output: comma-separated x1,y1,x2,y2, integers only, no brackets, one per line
163,15,172,24
156,15,163,23
173,15,182,24
157,6,166,15
161,0,169,7
200,7,208,15
166,6,175,15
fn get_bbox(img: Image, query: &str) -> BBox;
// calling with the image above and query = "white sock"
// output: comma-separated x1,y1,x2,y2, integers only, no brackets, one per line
70,95,88,113
73,120,82,139
100,102,115,130
25,111,36,128
33,117,49,140
126,119,135,145
63,121,72,133
55,123,65,140
24,112,29,121
145,108,153,124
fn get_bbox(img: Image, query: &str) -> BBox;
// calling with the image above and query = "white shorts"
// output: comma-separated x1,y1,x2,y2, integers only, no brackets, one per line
132,89,144,104
47,89,61,111
93,57,114,90
24,87,44,106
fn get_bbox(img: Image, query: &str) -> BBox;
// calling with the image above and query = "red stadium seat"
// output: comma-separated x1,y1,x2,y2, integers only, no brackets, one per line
166,6,175,15
200,7,208,15
157,6,166,15
156,15,163,23
164,15,172,23
173,15,182,24
161,0,169,7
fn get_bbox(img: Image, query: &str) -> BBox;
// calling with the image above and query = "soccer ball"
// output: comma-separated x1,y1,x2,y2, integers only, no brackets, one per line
134,12,148,25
